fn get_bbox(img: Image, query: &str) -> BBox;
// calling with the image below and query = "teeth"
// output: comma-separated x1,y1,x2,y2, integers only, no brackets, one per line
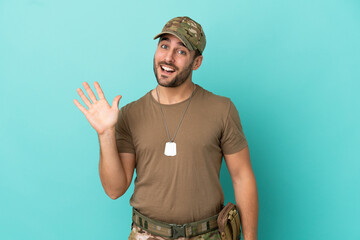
161,65,175,72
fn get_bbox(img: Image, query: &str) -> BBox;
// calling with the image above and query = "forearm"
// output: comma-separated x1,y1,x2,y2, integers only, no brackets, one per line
234,174,259,240
98,128,127,199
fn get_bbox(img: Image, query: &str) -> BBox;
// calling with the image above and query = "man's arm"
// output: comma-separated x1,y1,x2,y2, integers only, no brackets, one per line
73,81,135,199
98,129,135,199
224,146,258,240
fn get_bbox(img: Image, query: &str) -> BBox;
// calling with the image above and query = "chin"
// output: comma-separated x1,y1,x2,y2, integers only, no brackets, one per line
157,78,177,88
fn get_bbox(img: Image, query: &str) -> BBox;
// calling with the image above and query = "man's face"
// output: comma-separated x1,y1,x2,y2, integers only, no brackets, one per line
153,34,197,88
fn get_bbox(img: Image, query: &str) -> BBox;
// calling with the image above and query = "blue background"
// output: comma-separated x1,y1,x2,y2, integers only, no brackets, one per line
1,0,359,239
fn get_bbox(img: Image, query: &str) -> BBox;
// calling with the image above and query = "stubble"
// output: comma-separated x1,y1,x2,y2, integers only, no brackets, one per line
153,58,194,88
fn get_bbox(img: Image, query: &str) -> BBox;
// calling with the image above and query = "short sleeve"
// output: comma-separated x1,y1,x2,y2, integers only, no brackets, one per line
220,100,248,154
115,107,135,153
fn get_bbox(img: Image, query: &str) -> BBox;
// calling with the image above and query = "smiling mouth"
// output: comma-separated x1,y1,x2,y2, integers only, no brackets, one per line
160,64,176,74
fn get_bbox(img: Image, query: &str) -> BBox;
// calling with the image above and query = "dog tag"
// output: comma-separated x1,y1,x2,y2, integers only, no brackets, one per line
164,142,176,156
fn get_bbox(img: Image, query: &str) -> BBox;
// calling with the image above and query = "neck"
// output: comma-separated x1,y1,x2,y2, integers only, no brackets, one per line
153,80,195,105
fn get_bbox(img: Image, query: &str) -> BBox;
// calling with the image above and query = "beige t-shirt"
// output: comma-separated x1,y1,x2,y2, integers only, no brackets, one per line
115,85,247,224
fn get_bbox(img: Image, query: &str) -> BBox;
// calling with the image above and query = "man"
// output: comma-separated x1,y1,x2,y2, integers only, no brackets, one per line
74,16,258,240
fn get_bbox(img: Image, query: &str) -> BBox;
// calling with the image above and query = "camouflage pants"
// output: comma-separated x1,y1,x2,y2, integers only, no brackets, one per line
128,224,221,240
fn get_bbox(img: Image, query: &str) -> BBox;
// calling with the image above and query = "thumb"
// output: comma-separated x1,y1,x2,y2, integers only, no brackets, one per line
112,95,122,109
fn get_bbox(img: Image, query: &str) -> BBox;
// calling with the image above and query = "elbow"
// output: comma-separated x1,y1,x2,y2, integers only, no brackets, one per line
233,173,257,187
108,194,120,200
105,189,126,200
101,179,131,200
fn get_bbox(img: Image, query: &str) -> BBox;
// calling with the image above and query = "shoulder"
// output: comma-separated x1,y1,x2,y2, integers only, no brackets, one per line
195,85,233,111
120,91,151,114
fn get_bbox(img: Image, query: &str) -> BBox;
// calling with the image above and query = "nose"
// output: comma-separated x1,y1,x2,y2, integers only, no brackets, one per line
164,49,175,63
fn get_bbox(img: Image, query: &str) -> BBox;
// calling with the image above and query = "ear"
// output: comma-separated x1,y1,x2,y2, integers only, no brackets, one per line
192,55,203,70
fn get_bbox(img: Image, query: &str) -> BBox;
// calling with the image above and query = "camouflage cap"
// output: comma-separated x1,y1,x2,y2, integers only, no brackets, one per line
154,16,206,54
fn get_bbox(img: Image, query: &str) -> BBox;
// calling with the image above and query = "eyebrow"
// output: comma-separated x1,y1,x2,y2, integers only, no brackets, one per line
160,37,186,48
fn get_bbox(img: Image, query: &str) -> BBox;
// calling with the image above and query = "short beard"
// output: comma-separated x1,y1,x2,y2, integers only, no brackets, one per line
153,58,194,88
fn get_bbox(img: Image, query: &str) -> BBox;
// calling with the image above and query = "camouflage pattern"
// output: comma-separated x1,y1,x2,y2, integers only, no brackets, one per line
154,16,206,54
128,224,221,240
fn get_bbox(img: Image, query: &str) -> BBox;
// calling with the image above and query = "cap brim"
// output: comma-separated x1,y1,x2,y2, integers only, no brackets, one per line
153,31,194,51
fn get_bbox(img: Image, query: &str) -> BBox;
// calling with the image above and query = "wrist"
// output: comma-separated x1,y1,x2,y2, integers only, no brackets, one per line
98,127,116,138
243,235,257,240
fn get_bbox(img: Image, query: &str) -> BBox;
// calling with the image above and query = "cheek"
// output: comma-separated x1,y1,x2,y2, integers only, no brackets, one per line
154,49,165,60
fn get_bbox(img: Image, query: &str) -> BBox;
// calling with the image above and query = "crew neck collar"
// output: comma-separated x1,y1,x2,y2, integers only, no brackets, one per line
149,84,200,107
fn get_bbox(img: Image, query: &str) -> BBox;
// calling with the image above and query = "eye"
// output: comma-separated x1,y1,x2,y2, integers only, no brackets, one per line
160,44,168,49
178,50,186,55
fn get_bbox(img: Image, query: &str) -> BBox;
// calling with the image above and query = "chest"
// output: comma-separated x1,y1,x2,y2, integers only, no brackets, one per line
129,103,224,155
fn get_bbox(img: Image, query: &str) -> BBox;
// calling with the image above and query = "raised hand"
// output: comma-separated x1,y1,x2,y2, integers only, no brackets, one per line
73,81,122,135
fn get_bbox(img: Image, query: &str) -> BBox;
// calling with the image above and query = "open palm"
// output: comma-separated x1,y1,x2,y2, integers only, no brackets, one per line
73,81,122,135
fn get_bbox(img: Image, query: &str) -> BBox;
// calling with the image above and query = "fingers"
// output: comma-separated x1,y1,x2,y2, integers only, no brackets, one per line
83,82,98,103
94,81,105,100
111,95,122,109
77,88,92,108
73,99,88,116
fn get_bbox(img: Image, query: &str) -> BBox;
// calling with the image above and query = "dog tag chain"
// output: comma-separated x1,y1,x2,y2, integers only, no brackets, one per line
156,85,195,157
